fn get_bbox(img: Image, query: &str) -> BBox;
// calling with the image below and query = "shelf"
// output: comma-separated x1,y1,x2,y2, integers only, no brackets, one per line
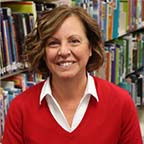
105,27,144,43
0,69,28,80
1,0,21,2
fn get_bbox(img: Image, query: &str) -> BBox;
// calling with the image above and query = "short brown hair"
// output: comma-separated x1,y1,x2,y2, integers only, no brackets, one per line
23,5,104,77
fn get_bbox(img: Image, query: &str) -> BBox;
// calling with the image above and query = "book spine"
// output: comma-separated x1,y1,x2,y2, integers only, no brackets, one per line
137,76,144,107
112,0,120,39
2,20,12,73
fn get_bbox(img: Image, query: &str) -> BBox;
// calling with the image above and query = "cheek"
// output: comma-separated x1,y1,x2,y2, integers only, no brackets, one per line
82,48,91,63
45,49,57,65
75,46,91,60
45,49,56,60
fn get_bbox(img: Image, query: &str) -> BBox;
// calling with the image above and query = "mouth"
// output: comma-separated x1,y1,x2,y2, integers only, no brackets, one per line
57,61,75,67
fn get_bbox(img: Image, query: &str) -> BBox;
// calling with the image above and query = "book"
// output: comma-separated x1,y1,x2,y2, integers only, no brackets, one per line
119,1,127,36
131,36,138,71
0,12,7,75
1,1,37,22
131,0,137,30
2,7,18,71
105,48,112,82
123,34,133,74
142,0,144,26
1,8,14,73
137,33,144,68
137,76,144,107
112,0,120,39
1,81,17,114
115,44,120,84
0,42,4,75
142,33,144,67
106,43,117,83
12,12,26,65
100,1,107,41
4,73,27,92
136,0,142,29
92,0,101,26
114,39,125,82
35,2,56,18
106,2,114,40
0,87,4,140
130,83,137,105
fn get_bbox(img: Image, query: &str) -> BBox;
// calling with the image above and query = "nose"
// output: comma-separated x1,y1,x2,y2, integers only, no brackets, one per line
58,42,71,57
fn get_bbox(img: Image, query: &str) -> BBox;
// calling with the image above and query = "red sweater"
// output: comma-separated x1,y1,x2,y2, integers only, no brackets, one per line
2,77,143,144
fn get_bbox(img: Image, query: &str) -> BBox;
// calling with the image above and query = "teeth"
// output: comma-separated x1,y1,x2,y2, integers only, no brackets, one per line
59,62,73,67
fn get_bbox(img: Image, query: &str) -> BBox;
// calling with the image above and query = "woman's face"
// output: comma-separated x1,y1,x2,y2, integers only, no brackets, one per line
45,15,92,80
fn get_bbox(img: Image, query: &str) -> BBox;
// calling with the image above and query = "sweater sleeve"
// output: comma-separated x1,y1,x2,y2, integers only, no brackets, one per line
2,96,25,144
118,93,143,144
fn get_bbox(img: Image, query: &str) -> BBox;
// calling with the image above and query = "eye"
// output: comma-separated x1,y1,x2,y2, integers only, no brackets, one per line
69,39,81,46
47,40,60,48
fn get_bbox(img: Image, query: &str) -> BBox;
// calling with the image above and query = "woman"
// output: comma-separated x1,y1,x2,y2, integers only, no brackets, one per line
2,5,143,144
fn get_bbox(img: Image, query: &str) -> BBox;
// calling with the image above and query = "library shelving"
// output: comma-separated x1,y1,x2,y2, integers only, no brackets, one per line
0,0,144,142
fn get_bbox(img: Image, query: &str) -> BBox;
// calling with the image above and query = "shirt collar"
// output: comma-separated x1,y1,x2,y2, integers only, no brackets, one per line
39,73,99,105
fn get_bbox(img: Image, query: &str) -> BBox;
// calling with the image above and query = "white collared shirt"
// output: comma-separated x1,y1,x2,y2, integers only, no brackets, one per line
40,73,99,132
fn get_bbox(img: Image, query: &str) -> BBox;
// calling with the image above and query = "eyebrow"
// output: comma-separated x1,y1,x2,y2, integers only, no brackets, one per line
48,37,58,40
47,33,88,43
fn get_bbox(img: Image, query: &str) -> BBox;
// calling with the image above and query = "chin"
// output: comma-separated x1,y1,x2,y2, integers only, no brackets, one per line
59,74,75,79
56,71,78,80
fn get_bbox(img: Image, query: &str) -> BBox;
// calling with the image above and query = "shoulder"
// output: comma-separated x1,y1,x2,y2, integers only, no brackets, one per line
20,80,45,97
9,80,45,108
93,76,128,94
92,76,139,121
92,76,134,105
4,81,46,128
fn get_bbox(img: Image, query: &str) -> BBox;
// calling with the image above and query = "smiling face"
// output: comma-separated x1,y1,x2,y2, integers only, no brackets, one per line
45,15,92,80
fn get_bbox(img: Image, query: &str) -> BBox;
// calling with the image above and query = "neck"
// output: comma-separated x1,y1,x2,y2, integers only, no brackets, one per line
51,73,87,101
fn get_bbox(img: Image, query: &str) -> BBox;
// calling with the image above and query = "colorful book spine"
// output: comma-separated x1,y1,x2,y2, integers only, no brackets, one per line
1,1,37,22
2,8,18,71
106,2,114,40
100,1,107,41
142,0,144,26
136,0,142,29
1,8,13,73
112,0,120,39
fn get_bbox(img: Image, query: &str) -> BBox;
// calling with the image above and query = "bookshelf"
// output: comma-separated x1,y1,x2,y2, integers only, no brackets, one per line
0,0,144,142
1,0,21,2
0,69,28,80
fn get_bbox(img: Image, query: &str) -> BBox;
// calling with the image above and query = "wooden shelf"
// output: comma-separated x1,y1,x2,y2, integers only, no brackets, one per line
0,69,28,80
1,0,21,2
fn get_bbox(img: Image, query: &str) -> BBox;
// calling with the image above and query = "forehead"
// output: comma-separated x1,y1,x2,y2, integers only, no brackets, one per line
53,15,86,36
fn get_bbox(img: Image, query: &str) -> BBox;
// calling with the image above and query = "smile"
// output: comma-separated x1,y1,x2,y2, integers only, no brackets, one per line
58,62,74,67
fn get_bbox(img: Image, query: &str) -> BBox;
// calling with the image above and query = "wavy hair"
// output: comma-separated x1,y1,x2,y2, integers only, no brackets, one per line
22,5,104,77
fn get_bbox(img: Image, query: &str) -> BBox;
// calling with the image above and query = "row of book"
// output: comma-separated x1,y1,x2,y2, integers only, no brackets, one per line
76,0,144,41
124,67,144,107
94,31,144,84
0,1,58,76
0,3,35,76
94,30,144,107
120,73,144,107
20,0,144,41
0,72,43,138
